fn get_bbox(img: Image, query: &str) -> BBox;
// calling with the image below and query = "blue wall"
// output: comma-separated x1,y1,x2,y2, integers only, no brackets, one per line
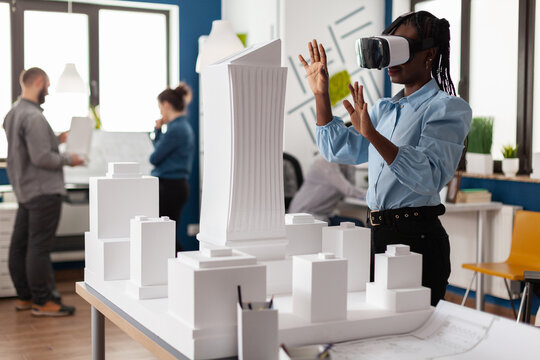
460,177,540,212
126,0,221,251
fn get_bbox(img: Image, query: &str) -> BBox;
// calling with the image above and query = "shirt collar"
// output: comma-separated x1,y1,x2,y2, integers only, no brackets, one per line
170,115,184,123
384,78,440,112
19,97,44,112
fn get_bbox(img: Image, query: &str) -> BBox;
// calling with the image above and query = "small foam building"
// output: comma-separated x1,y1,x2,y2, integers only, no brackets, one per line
366,244,430,312
85,162,158,285
292,253,347,323
168,246,266,330
126,216,175,299
285,213,328,256
322,222,371,291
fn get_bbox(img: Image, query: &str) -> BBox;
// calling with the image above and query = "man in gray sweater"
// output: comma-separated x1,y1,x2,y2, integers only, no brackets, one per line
3,67,84,317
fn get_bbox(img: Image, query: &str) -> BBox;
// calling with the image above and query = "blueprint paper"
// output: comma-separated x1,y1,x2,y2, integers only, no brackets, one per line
330,301,539,360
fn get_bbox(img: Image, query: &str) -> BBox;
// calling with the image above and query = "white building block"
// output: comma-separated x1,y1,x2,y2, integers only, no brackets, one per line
84,231,130,283
127,216,175,300
292,253,347,323
168,248,266,329
322,222,371,291
261,258,292,295
374,245,422,289
285,213,328,256
197,40,288,260
90,162,158,239
366,282,430,313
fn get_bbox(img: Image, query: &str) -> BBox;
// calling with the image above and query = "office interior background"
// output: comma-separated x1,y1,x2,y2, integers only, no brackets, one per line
1,0,540,358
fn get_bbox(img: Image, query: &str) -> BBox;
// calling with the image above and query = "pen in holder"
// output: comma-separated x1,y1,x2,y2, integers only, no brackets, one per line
237,300,278,360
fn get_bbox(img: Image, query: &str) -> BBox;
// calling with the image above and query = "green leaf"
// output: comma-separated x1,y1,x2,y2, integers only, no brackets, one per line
467,117,493,154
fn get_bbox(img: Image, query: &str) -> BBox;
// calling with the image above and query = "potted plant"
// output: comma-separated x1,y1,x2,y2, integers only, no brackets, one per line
501,144,519,177
466,116,494,175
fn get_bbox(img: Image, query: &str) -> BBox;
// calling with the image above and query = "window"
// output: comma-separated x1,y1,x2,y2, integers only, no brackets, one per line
0,2,10,158
468,0,519,160
533,2,540,154
0,0,175,160
24,10,89,131
411,0,535,172
99,10,167,132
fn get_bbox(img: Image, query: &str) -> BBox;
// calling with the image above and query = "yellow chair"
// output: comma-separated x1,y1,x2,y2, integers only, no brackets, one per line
461,210,540,322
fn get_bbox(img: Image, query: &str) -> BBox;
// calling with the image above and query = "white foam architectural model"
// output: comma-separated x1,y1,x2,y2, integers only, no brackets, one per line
263,213,328,295
197,39,289,261
292,253,347,322
126,216,175,299
83,39,437,360
285,213,328,256
366,244,430,312
85,162,158,284
322,222,371,291
168,247,266,329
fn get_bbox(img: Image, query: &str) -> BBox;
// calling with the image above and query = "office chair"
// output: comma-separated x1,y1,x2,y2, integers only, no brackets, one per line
461,210,540,323
283,152,303,211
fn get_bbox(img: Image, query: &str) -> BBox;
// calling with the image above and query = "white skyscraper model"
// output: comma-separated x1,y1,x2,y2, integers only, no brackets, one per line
366,244,430,312
85,162,159,285
197,39,289,261
126,216,175,299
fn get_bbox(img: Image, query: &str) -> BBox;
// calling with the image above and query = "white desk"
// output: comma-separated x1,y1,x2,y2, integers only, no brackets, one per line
342,198,504,310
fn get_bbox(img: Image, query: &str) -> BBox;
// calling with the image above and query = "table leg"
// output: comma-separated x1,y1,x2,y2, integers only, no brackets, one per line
91,305,105,360
476,210,486,311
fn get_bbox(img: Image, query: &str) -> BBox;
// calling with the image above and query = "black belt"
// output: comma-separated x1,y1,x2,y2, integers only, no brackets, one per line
368,204,446,227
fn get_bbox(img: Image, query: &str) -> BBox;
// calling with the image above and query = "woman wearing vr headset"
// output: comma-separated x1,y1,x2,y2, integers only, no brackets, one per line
299,11,471,306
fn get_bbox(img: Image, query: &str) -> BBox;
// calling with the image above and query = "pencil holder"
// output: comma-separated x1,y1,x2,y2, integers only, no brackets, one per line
237,302,278,360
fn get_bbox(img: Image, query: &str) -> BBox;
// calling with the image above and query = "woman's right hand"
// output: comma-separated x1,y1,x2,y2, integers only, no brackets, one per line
298,39,329,96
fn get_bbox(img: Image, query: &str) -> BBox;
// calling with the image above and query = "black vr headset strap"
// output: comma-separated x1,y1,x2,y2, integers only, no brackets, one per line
410,38,436,53
382,12,414,35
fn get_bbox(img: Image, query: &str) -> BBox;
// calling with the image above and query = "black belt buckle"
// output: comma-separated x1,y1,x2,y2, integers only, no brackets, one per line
370,210,381,227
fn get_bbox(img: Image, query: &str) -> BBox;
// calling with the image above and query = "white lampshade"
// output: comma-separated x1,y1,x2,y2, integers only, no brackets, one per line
195,20,244,73
56,63,86,93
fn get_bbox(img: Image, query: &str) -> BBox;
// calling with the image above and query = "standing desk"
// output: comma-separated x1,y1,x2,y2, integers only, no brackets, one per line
343,198,503,310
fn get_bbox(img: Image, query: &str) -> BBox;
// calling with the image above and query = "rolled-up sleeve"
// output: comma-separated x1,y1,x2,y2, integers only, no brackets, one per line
388,97,472,196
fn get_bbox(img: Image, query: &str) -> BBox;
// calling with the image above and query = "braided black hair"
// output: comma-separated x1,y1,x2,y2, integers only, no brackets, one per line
403,11,455,96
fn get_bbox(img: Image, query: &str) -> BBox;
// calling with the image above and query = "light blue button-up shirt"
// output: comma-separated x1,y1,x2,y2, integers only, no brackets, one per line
316,79,472,210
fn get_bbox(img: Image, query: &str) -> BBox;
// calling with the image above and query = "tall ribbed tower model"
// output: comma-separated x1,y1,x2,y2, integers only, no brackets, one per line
197,40,288,260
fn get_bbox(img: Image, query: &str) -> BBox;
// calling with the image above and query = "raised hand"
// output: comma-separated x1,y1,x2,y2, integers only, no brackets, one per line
298,39,329,96
343,82,376,140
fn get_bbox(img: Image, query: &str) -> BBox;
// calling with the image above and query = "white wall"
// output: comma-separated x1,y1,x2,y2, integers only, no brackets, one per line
223,0,386,175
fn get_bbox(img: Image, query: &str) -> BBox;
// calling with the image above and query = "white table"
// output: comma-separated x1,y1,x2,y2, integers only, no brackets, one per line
343,198,503,310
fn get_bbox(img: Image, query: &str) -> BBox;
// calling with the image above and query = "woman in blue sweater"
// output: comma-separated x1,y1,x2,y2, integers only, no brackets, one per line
150,83,195,252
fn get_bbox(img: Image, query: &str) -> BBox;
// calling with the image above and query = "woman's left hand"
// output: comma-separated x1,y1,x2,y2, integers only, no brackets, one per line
343,82,377,141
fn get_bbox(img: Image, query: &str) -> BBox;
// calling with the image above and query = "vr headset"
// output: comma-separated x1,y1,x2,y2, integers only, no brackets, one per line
355,12,435,69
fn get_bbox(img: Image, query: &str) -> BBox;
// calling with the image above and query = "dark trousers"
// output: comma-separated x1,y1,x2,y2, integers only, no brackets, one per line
9,194,62,305
159,178,189,253
370,217,451,306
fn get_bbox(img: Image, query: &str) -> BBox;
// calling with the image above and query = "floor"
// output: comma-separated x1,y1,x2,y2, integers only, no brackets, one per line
0,269,535,359
0,269,154,360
